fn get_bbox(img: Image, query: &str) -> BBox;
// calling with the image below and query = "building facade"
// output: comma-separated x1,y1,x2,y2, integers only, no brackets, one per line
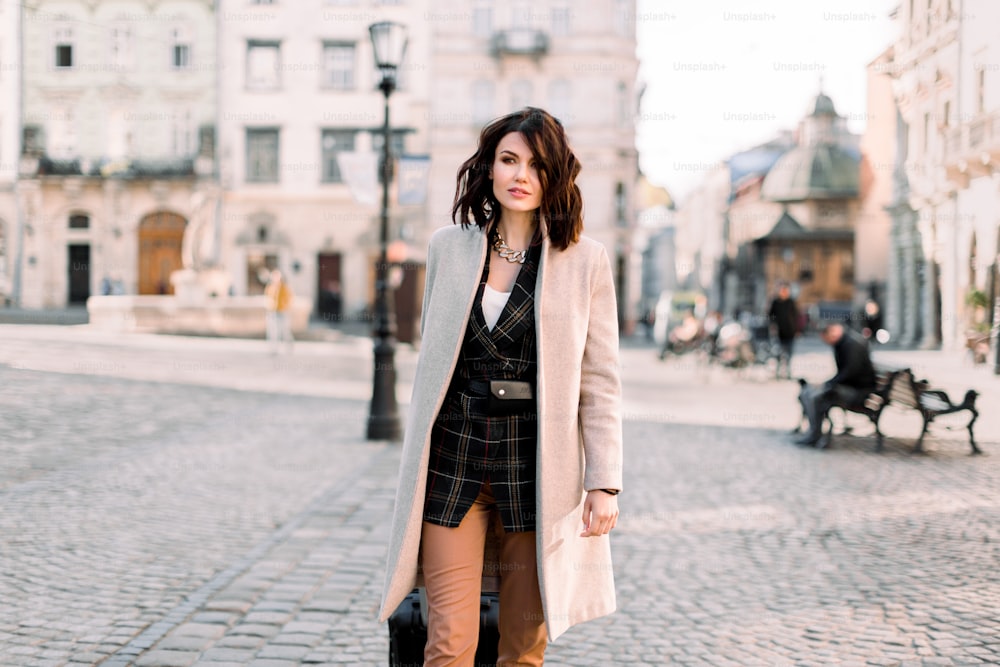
16,0,217,309
705,95,863,321
941,0,1000,352
0,0,21,304
672,162,729,308
886,0,965,349
856,50,895,315
216,0,431,329
7,1,640,329
423,0,640,327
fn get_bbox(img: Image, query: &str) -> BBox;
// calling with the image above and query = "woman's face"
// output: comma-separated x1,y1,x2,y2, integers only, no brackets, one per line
491,132,542,216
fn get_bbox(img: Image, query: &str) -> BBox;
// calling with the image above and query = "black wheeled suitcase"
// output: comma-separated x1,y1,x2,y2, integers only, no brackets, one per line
388,588,500,666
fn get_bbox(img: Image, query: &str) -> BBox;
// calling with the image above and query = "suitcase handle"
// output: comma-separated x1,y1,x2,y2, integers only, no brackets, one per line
417,587,429,628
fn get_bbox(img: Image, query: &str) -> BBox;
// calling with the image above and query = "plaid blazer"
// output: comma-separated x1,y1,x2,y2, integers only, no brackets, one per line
423,241,541,533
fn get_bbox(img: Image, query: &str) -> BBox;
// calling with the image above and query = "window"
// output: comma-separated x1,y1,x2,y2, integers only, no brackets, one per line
617,81,629,127
110,24,133,70
320,130,356,183
247,41,281,90
322,42,355,90
472,0,493,38
551,5,571,36
510,79,532,111
923,111,931,152
69,214,90,229
472,80,495,124
54,25,73,68
23,126,44,156
371,130,406,184
548,79,571,123
942,100,950,128
171,27,192,69
246,129,280,183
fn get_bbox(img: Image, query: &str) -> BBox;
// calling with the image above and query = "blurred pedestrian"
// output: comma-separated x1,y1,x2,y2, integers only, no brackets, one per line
768,282,799,379
264,269,294,354
860,298,883,343
659,308,702,359
379,107,623,665
794,322,877,447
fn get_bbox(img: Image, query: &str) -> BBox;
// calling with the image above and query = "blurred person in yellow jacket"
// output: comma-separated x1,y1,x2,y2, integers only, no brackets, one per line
265,269,294,354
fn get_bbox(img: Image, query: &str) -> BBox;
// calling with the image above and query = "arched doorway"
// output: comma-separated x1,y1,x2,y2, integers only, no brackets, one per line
138,211,186,295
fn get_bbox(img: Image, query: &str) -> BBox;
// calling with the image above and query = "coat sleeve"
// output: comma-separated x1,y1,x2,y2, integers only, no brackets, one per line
579,246,624,493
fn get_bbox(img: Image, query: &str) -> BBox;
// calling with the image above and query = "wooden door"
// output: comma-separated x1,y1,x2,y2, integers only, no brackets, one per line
316,252,343,323
138,212,186,295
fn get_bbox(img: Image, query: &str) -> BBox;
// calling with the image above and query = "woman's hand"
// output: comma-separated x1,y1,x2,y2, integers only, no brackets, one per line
580,490,619,537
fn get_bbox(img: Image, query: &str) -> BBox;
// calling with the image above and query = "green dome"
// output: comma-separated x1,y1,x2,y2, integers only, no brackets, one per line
812,93,837,116
760,144,859,202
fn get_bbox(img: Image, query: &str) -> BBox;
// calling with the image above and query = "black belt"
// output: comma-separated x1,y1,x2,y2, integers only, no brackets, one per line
458,379,535,398
465,379,491,396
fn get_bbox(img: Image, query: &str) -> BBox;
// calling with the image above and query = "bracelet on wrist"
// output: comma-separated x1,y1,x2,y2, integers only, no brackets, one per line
597,488,620,496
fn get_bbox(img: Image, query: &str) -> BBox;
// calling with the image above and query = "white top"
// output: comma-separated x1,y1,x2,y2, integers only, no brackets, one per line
482,284,511,331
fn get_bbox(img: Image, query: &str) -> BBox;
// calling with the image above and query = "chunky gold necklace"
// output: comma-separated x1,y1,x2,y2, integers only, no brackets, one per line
492,229,528,264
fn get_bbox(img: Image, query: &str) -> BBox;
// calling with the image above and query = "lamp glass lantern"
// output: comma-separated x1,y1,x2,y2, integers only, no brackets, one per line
369,21,408,86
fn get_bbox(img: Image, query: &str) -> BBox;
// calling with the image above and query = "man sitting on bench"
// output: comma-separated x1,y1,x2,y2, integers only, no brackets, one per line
795,321,878,447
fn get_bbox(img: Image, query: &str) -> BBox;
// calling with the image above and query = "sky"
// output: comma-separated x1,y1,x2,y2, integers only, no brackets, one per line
635,0,900,203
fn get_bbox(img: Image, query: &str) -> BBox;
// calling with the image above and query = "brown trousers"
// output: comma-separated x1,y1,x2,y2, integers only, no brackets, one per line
421,481,547,666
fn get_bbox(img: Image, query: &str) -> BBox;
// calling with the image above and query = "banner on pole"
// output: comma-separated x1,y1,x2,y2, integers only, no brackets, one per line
337,151,379,206
398,154,431,206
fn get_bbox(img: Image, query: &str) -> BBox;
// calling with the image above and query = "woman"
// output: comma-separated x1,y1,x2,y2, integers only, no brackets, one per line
379,108,624,666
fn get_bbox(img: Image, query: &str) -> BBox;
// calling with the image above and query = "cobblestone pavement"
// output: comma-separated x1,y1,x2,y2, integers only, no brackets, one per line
1,325,999,666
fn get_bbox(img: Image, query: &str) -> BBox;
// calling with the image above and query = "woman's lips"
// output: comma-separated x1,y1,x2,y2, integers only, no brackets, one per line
508,188,531,198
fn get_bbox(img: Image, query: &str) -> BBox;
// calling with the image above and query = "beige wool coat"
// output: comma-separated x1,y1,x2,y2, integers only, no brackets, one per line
378,222,624,642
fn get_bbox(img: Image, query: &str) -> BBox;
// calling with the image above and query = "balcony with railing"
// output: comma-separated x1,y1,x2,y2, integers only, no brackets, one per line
19,125,216,180
490,28,549,59
943,110,1000,185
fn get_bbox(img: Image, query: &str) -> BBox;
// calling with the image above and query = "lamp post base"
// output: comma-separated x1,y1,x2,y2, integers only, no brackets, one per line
367,336,402,441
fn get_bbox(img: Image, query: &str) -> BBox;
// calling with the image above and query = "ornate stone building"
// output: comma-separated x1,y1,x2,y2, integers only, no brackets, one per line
6,1,640,329
215,0,431,329
0,0,19,303
940,0,1000,352
14,0,217,309
883,0,960,348
722,94,861,319
856,48,895,320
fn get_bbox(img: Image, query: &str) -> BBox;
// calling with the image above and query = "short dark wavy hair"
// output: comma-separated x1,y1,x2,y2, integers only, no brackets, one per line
451,107,583,251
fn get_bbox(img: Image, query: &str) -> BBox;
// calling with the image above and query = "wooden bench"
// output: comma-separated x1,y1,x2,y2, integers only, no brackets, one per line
813,366,981,454
882,368,981,455
819,365,896,449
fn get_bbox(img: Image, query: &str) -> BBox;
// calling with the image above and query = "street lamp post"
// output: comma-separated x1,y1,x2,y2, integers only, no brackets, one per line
366,21,407,441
